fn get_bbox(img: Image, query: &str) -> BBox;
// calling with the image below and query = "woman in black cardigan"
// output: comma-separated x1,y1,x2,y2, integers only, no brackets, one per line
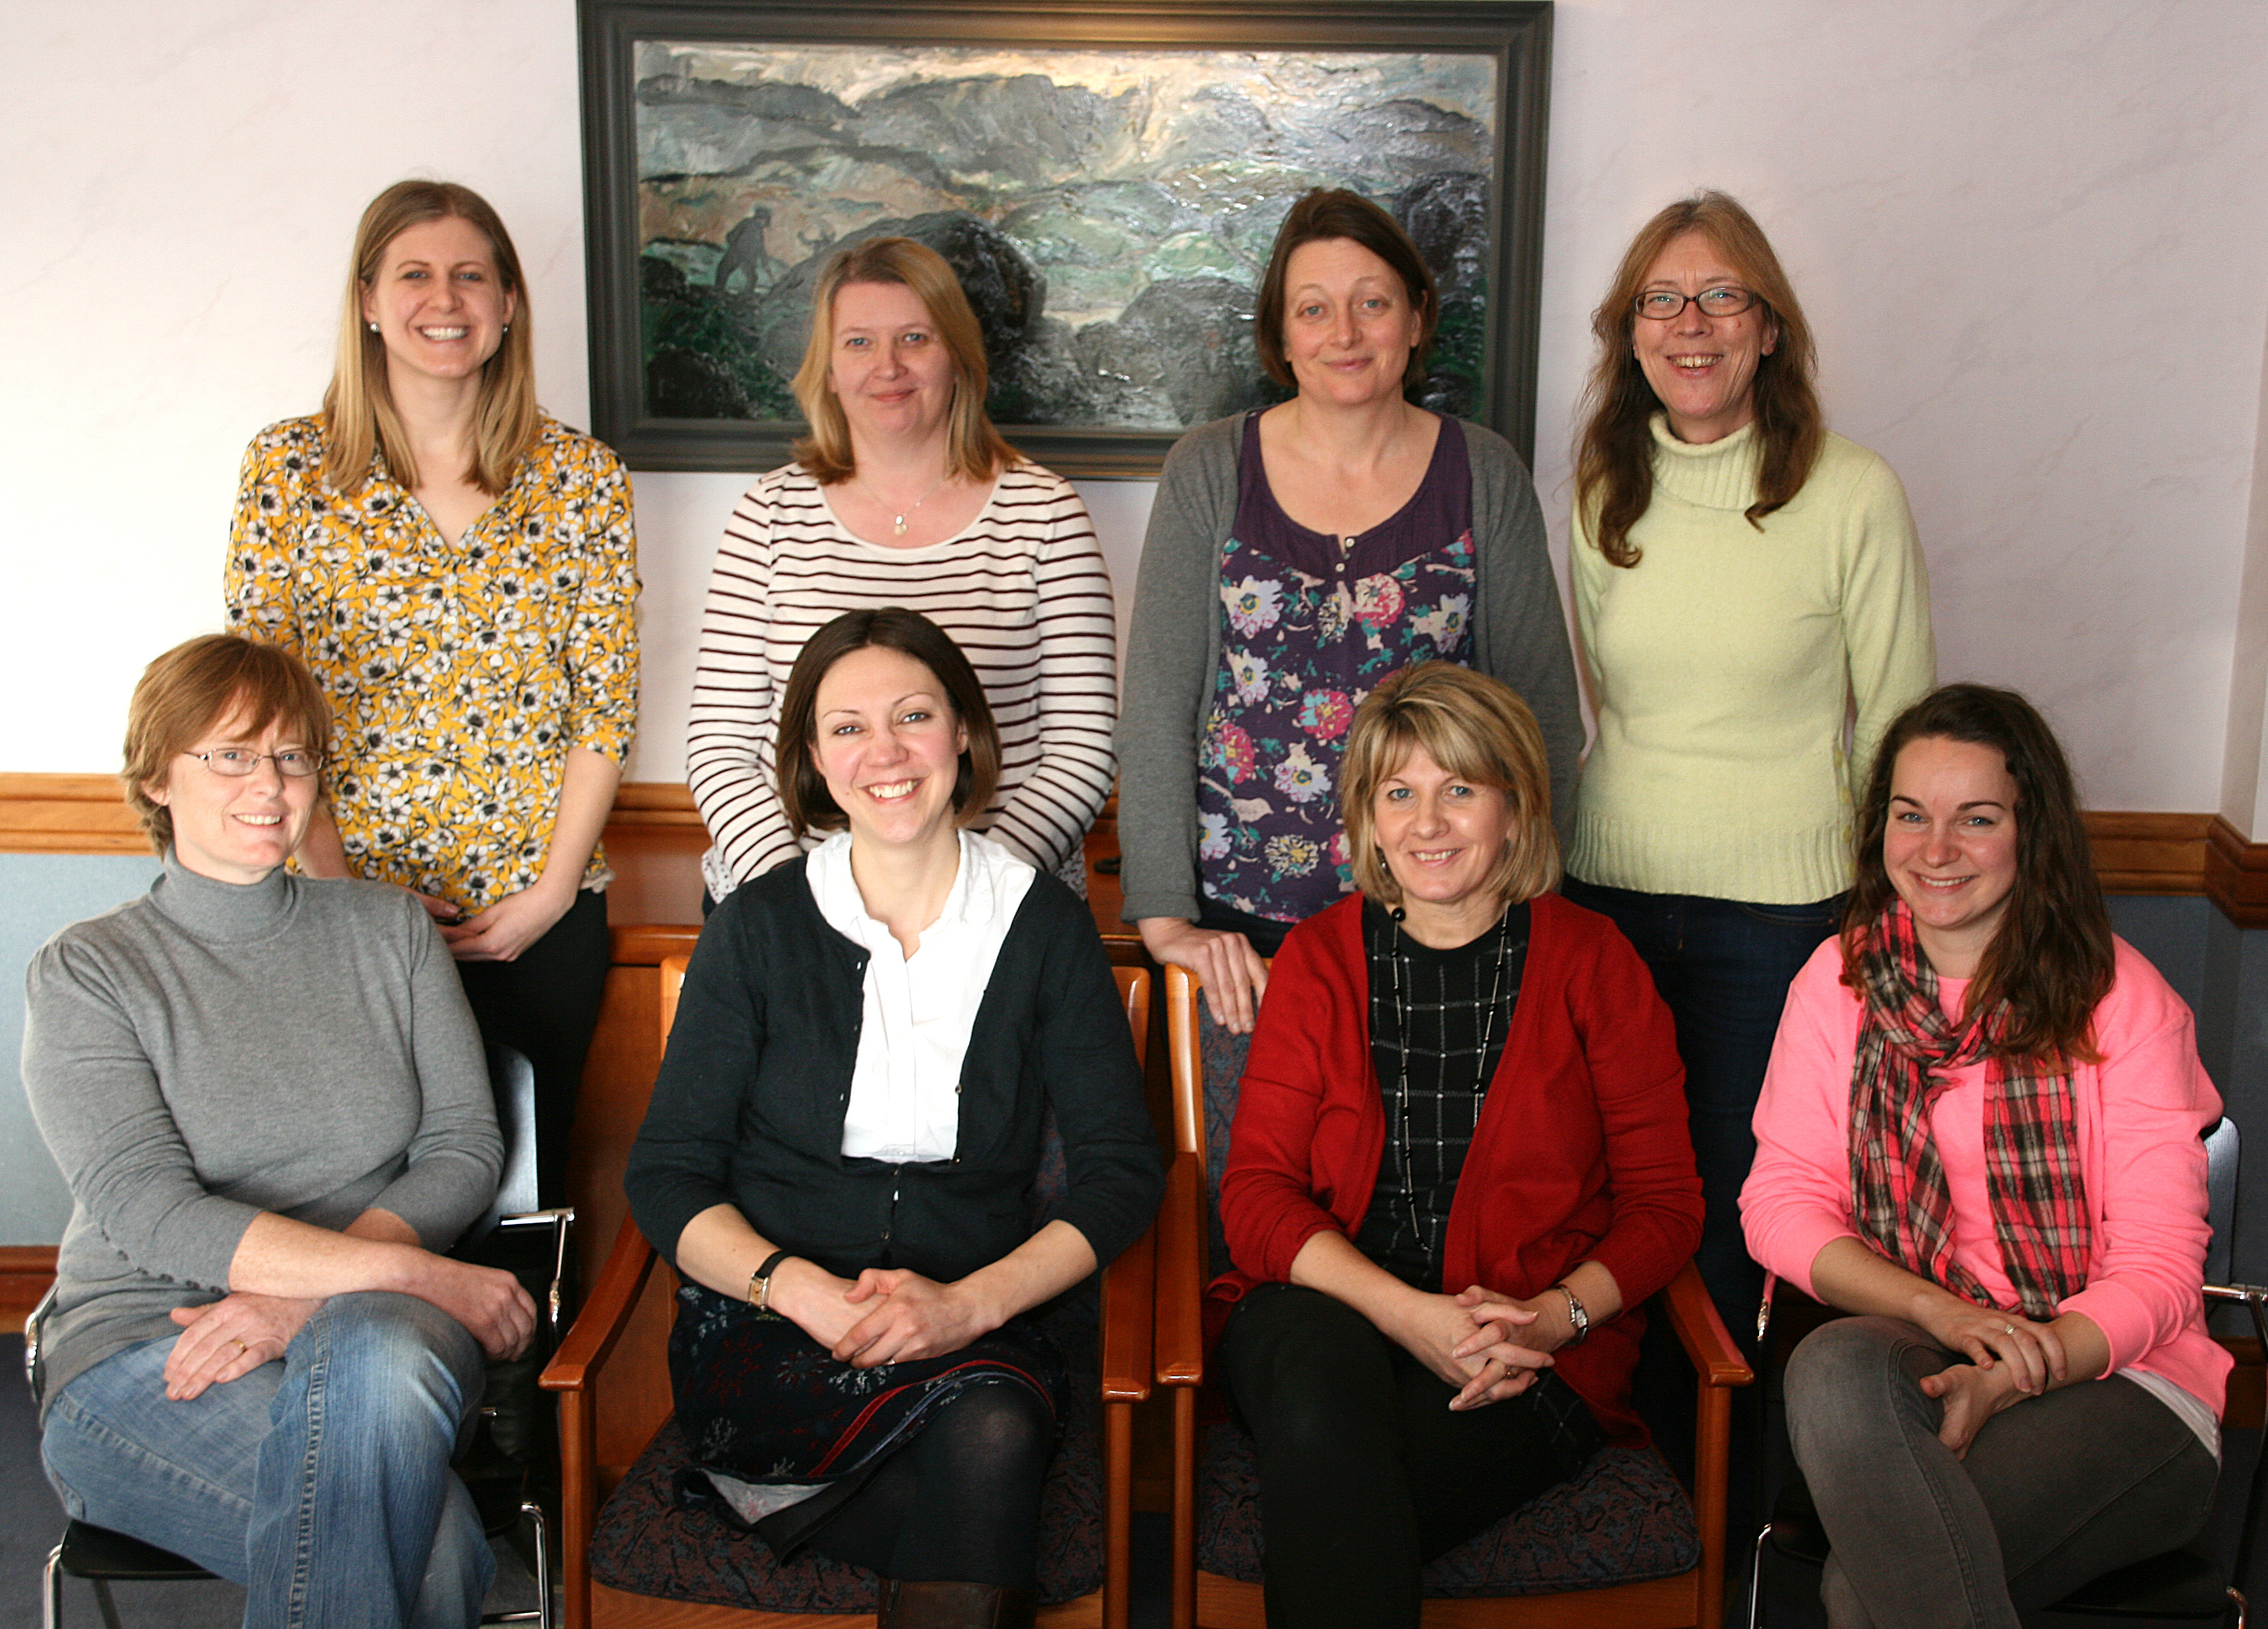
627,609,1161,1629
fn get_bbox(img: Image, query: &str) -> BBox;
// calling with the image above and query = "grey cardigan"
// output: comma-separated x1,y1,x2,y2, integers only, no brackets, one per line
1114,412,1583,926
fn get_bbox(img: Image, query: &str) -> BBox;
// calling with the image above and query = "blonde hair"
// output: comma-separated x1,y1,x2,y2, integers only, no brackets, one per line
789,237,1020,485
322,179,539,496
122,636,332,856
1339,663,1560,909
1574,190,1822,567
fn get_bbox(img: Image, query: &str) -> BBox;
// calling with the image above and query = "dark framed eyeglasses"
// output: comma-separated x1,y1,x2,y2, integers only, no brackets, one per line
1633,286,1758,321
182,747,324,778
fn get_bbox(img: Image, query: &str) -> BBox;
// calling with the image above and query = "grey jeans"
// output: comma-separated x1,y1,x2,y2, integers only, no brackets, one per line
1785,1315,2219,1629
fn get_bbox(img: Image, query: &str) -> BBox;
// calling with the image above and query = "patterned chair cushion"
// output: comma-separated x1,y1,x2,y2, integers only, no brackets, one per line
1195,1423,1699,1598
591,1315,1105,1611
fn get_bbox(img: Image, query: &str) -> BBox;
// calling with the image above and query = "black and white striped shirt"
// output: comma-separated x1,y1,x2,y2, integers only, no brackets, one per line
688,462,1119,898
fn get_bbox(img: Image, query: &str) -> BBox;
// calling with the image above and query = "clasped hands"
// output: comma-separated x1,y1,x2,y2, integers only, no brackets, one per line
1389,1283,1568,1413
1914,1299,2071,1457
775,1258,999,1369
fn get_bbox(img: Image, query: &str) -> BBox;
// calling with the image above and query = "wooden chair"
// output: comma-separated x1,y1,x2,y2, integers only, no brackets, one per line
1154,963,1751,1629
541,956,1158,1629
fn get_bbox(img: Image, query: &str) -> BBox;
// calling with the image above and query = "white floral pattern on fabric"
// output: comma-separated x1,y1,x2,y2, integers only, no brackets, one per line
226,414,640,910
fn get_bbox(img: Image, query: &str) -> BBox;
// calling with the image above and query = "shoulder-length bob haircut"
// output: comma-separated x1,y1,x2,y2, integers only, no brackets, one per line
1252,188,1440,392
774,608,1002,839
321,178,539,499
1340,662,1559,909
122,635,333,857
789,236,1021,486
1843,683,2113,1063
1574,190,1822,568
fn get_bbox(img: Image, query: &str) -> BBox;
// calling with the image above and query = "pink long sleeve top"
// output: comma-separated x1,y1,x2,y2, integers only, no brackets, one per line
1741,936,2230,1417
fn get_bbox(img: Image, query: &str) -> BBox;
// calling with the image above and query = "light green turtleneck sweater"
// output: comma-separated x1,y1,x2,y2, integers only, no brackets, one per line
1569,416,1935,904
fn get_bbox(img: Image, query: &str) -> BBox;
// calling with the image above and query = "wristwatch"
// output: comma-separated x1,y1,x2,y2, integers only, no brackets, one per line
748,1249,792,1312
1555,1282,1589,1346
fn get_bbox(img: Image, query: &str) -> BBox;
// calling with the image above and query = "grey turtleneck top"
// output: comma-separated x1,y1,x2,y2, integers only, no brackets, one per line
22,855,501,1415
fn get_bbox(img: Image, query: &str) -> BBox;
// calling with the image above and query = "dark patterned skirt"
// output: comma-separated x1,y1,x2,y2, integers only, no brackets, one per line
666,1281,1066,1554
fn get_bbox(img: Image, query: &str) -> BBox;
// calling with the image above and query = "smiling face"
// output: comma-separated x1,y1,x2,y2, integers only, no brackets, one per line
1632,229,1778,444
360,214,516,390
809,644,969,855
1279,236,1427,410
826,279,956,450
1883,735,2022,979
1371,745,1516,940
148,705,319,886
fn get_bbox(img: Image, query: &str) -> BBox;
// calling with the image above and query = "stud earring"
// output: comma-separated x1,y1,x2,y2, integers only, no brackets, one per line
501,323,512,335
368,321,380,334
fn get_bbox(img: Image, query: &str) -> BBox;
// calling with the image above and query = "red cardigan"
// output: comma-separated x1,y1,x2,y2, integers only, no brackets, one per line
1206,891,1702,1442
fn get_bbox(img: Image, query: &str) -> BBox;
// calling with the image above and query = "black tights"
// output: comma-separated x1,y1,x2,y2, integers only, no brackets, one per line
805,1382,1055,1588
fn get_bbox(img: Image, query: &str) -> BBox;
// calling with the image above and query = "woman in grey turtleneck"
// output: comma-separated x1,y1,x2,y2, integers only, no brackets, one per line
23,635,535,1629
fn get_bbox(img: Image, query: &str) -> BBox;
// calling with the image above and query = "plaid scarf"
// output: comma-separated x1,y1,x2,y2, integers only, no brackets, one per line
1847,901,2090,1320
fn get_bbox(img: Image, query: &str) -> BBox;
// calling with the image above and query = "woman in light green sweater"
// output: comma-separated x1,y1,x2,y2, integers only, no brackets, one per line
1565,192,1934,1337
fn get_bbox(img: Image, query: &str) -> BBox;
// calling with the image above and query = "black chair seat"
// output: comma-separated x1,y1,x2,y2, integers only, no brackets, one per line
55,1521,213,1582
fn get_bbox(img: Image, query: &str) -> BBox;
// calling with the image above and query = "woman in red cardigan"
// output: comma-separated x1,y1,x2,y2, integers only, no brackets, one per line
1207,662,1702,1628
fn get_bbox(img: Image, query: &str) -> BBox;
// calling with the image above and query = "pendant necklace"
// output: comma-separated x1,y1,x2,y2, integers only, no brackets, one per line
856,473,950,538
1388,902,1512,1253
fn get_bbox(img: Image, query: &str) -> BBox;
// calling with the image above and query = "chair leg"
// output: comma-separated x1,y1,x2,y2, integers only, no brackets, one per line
1746,1523,1772,1629
2229,1582,2245,1628
91,1579,125,1629
44,1543,63,1629
527,1498,552,1629
1171,1387,1197,1629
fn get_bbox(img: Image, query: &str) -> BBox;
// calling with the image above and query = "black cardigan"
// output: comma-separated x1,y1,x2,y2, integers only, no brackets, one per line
626,855,1164,1285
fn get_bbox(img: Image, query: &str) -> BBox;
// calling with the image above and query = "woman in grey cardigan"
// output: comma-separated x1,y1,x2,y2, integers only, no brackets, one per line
24,635,533,1629
1116,189,1580,1033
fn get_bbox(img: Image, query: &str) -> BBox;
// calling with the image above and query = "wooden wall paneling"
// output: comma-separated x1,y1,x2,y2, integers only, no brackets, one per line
0,772,145,853
2208,816,2268,928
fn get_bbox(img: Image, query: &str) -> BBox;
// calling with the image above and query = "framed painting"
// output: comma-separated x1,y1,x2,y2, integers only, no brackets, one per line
578,0,1552,476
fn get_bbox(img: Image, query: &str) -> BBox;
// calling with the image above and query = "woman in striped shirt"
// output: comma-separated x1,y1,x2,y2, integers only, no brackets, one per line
689,238,1117,902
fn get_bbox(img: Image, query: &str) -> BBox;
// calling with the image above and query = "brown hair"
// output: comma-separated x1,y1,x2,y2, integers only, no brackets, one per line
322,179,539,496
1339,662,1560,909
790,238,1021,485
1574,190,1822,567
123,635,333,856
1252,189,1439,392
774,608,1002,838
1843,683,2114,1063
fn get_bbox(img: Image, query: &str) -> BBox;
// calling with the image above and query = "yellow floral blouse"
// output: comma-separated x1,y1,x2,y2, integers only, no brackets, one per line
226,414,640,911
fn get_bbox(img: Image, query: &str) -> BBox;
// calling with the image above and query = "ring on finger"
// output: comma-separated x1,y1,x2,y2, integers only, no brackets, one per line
2002,1324,2017,1336
229,1337,248,1356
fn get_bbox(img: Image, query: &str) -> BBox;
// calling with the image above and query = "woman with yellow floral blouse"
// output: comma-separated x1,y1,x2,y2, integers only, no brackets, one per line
227,179,640,1202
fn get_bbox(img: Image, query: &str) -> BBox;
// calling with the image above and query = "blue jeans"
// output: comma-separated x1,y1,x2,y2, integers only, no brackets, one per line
1559,878,1841,1337
41,1292,493,1629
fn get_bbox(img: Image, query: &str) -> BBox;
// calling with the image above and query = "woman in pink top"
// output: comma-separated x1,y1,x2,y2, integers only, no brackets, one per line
1741,683,2225,1629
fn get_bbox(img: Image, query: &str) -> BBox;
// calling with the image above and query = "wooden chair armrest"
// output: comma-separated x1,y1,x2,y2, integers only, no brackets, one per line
1657,1260,1754,1390
541,1210,659,1394
1098,1223,1156,1405
1154,1151,1207,1388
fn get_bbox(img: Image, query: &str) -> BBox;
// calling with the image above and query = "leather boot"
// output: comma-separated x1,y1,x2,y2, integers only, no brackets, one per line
875,1577,1038,1628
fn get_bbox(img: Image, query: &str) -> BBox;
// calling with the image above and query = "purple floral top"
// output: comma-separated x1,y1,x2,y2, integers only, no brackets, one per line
1196,413,1477,924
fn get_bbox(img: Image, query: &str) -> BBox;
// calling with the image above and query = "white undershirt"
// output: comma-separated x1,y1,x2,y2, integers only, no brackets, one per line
807,828,1035,1162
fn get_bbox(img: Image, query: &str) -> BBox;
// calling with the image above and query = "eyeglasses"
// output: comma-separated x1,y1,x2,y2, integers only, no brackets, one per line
182,748,324,778
1633,286,1758,321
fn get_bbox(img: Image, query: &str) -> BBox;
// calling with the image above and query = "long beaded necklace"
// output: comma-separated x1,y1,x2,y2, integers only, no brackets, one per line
1386,901,1515,1256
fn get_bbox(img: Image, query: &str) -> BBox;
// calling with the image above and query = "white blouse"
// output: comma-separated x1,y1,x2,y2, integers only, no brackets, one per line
806,829,1036,1161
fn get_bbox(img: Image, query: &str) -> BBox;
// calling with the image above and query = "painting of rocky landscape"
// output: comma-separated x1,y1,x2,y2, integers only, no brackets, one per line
613,33,1524,470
